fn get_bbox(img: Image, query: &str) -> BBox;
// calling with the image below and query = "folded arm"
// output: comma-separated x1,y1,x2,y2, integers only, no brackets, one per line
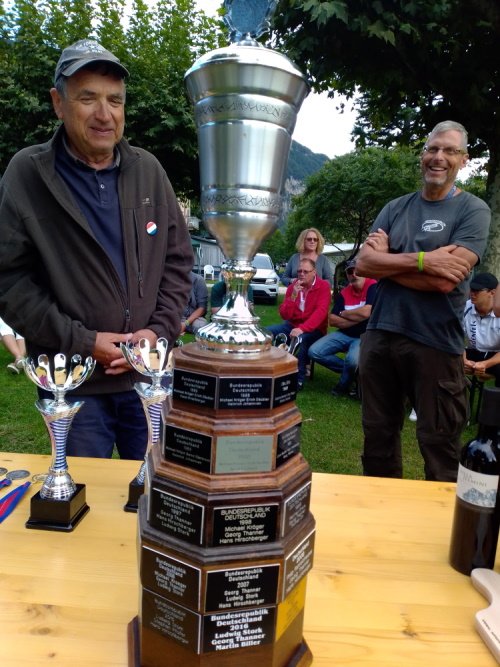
356,228,475,293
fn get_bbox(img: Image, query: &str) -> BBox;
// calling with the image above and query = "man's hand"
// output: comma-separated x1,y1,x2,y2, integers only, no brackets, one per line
290,327,303,337
421,245,471,283
93,331,133,376
291,279,304,300
364,228,390,253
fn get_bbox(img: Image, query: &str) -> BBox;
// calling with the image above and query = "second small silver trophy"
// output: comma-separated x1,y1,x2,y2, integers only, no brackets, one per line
121,338,172,512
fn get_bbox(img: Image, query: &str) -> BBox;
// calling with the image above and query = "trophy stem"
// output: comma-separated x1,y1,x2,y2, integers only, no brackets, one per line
125,384,168,512
196,260,272,353
36,400,81,500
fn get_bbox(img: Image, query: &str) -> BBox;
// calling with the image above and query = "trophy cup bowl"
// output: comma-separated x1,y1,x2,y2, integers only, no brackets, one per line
185,7,309,353
120,338,171,512
24,353,95,531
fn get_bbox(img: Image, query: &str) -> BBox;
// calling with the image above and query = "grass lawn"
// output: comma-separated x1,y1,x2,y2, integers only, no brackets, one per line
0,296,478,479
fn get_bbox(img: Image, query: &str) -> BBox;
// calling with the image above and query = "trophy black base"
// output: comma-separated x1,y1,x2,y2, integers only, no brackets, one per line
124,479,145,513
25,483,89,532
127,616,313,667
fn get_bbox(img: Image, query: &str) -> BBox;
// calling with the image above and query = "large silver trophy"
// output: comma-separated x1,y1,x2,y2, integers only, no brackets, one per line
24,353,95,531
185,0,309,352
120,338,171,512
131,4,315,667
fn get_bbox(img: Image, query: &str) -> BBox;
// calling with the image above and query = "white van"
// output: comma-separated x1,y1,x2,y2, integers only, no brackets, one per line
250,253,279,304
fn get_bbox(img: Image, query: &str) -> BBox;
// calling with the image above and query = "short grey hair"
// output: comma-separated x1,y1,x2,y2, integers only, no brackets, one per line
428,120,468,151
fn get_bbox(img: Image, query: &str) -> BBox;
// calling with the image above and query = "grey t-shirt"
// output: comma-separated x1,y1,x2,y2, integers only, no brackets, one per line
367,190,491,354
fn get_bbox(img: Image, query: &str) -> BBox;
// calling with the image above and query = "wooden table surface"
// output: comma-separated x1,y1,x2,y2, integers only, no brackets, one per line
0,452,496,666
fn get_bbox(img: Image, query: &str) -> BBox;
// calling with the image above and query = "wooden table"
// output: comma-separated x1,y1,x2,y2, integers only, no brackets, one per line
0,452,496,666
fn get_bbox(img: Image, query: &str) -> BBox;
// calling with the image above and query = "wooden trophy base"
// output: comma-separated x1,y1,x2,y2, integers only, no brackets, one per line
25,483,89,532
131,342,315,666
128,615,313,667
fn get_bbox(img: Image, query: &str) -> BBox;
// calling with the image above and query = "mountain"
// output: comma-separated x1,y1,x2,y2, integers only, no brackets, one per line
286,141,329,182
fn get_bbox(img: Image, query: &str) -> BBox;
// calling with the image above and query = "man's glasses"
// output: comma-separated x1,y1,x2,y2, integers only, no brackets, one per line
423,146,467,156
305,237,318,242
297,269,313,275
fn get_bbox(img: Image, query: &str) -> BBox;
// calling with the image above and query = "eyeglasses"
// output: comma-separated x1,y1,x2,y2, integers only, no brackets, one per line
346,269,355,275
297,269,313,275
422,146,467,156
305,237,318,242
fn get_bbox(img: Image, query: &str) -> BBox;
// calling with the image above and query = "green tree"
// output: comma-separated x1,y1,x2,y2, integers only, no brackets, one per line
286,146,421,252
273,0,500,271
0,0,223,195
260,227,288,265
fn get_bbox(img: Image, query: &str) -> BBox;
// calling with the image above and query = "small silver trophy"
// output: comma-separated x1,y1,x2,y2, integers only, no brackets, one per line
185,0,309,353
120,338,171,512
24,352,95,531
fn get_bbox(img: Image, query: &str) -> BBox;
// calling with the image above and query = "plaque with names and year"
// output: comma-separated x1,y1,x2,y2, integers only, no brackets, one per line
273,372,298,407
141,545,202,609
219,376,272,409
163,424,212,473
205,563,280,612
283,529,315,599
276,423,301,467
142,589,201,653
212,503,278,546
149,488,205,545
203,606,276,653
281,482,311,537
173,369,217,408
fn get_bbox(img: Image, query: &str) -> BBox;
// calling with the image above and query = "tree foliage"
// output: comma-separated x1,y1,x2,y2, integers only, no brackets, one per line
285,146,421,254
273,0,500,272
0,0,224,195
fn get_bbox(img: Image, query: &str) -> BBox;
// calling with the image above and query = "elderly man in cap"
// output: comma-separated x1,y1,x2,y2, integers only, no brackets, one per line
0,39,193,459
308,259,377,396
463,272,500,386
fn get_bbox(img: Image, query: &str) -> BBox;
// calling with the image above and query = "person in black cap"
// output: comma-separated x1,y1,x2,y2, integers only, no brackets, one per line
356,120,491,482
0,39,193,459
308,259,377,396
463,272,500,386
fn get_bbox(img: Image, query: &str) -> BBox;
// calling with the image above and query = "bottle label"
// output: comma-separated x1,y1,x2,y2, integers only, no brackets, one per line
456,464,499,508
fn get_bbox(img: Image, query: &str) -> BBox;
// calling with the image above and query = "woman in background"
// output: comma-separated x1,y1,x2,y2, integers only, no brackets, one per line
281,228,333,286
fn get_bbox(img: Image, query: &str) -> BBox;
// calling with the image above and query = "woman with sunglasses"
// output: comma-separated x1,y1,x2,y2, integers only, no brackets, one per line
281,227,333,287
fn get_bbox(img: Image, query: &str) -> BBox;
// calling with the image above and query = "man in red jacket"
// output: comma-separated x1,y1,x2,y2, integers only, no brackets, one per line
267,258,331,390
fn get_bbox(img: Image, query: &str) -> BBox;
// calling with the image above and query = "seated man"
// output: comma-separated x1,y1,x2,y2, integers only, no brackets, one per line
266,258,331,390
309,260,377,396
463,272,500,386
210,279,253,315
180,271,209,335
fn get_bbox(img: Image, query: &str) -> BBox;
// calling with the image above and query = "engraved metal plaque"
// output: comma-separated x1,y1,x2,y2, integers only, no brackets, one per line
281,482,311,537
205,564,279,612
142,589,201,652
203,606,276,653
283,529,315,599
215,435,274,473
276,423,301,467
149,488,205,545
173,369,217,408
141,546,202,609
163,424,212,473
219,377,272,409
273,372,298,407
212,503,278,546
